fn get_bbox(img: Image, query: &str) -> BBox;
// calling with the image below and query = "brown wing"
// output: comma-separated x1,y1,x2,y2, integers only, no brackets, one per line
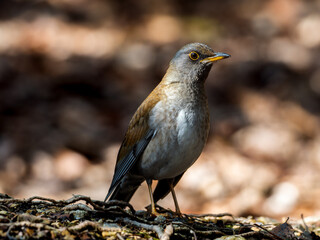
105,86,163,201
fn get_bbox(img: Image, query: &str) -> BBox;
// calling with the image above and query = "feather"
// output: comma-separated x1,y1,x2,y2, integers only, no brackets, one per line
104,129,155,201
105,85,164,202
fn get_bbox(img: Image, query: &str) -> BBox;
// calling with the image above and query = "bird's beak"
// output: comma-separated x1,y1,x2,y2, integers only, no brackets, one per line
201,52,230,63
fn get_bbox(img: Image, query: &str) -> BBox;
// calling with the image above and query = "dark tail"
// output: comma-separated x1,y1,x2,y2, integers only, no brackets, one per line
153,173,184,203
106,174,144,202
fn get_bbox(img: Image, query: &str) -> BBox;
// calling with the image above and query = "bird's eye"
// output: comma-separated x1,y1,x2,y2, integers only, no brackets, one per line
189,51,199,61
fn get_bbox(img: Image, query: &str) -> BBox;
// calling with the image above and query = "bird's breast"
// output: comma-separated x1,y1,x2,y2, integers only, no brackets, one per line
137,93,209,180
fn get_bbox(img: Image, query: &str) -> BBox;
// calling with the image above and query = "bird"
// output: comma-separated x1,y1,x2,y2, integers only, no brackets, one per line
105,42,230,215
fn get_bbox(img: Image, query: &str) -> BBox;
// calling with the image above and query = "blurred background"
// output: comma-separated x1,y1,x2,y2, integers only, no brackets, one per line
0,0,320,219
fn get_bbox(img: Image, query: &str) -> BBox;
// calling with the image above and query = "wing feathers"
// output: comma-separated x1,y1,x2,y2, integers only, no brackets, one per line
105,84,164,202
105,130,155,201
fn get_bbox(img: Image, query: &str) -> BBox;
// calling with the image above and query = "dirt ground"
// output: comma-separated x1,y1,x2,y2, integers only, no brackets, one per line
1,194,319,239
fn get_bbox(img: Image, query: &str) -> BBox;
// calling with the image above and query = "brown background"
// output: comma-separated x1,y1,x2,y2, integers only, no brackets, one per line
0,0,320,219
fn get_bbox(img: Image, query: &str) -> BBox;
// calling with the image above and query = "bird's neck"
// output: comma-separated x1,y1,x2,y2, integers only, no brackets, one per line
157,72,207,110
161,67,207,97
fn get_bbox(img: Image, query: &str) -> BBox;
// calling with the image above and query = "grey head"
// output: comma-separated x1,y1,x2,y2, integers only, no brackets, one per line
168,43,230,84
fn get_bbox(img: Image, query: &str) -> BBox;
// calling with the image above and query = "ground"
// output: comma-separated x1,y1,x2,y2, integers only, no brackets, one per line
0,194,319,240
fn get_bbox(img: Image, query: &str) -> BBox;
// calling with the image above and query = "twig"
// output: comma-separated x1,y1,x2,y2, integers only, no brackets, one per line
26,196,58,204
103,199,136,214
239,231,275,239
0,193,12,199
122,217,172,240
116,233,125,240
161,224,174,240
0,204,11,212
301,214,309,232
108,205,150,224
67,220,101,232
172,220,227,238
190,228,197,240
6,224,15,240
62,203,93,212
254,224,285,240
58,220,121,233
63,195,105,211
188,213,234,218
2,221,55,231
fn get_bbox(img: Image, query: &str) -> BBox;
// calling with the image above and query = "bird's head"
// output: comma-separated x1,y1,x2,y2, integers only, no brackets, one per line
165,43,230,85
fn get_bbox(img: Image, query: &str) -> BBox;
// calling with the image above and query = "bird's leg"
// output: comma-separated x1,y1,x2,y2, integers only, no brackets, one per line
170,184,181,215
146,179,158,216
